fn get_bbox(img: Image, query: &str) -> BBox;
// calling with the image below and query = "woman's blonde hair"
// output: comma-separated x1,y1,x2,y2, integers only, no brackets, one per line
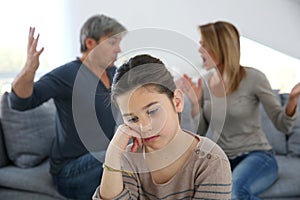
199,21,245,95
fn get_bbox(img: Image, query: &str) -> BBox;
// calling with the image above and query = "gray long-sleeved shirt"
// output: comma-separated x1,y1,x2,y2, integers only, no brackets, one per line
197,67,297,159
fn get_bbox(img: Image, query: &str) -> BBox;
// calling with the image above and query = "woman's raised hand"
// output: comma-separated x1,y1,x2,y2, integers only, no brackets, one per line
176,74,202,105
290,82,300,101
286,82,300,116
176,74,202,117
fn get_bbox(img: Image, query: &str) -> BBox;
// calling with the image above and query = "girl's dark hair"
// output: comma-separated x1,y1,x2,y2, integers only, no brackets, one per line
111,54,176,102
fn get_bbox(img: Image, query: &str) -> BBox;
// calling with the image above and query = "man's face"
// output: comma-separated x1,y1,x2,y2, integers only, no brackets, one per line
89,34,122,68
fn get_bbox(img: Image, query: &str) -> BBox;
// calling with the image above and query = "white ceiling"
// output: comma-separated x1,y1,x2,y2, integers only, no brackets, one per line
228,0,300,60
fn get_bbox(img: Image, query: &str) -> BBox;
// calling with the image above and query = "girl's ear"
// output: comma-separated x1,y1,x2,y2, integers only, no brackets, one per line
172,89,184,113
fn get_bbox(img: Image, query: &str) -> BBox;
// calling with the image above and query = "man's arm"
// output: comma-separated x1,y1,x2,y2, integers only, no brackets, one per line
12,27,44,98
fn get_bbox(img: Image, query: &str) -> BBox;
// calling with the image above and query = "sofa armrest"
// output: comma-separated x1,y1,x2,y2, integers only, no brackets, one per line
0,120,9,167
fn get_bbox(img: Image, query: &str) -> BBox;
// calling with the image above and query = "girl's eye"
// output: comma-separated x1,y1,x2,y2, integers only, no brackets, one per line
128,116,138,123
147,108,159,116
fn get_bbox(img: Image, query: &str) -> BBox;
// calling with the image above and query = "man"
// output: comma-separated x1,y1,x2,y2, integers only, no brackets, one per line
9,15,126,199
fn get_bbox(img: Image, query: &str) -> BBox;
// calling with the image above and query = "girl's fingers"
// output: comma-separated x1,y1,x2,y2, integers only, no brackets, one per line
130,139,139,152
130,137,143,152
120,124,141,138
114,124,143,152
113,124,141,149
134,137,143,147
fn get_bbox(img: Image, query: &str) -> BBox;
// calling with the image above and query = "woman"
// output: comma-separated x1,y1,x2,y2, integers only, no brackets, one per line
180,21,300,199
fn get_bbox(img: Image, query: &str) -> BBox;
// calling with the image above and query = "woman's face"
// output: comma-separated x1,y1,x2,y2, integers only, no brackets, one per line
198,39,217,70
116,86,183,152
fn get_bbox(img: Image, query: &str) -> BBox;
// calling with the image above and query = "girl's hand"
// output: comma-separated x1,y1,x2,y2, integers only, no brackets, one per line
24,27,44,73
109,124,143,154
105,124,142,169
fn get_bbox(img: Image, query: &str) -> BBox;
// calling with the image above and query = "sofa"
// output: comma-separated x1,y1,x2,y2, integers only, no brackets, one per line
0,90,299,200
0,92,67,200
258,91,300,200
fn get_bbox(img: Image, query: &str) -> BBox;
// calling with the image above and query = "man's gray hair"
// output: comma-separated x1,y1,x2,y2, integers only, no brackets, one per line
80,14,126,53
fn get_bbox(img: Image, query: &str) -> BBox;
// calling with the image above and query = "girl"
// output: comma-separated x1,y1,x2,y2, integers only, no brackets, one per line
93,54,231,200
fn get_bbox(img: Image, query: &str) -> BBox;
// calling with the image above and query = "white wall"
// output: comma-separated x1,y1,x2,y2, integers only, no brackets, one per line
62,0,300,62
1,0,299,75
0,0,65,69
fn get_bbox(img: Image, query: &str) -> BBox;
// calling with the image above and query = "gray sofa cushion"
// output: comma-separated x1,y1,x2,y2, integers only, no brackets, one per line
260,155,300,198
260,90,287,155
0,92,56,168
0,121,9,167
281,93,300,157
0,160,65,199
0,188,64,200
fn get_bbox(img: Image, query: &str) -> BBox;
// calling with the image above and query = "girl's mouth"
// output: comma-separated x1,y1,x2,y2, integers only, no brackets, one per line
144,135,159,143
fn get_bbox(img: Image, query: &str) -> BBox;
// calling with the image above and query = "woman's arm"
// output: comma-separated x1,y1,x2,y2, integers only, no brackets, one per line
256,71,298,133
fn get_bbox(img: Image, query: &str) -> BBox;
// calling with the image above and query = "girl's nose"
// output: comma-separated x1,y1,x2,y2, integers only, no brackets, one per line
139,117,152,133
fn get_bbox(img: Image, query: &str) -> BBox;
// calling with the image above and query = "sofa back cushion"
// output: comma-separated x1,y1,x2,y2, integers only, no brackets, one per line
0,120,9,167
0,92,56,168
260,90,287,155
281,93,300,157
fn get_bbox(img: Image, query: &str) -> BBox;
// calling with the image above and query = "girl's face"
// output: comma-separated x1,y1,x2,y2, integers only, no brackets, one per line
116,86,184,152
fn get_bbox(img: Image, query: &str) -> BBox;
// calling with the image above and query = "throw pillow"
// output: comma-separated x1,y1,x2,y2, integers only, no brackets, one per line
0,92,56,168
281,93,300,157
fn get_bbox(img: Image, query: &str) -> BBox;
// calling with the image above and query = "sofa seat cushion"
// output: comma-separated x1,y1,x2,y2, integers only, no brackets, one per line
0,160,65,199
0,188,64,200
260,155,300,198
0,92,56,168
